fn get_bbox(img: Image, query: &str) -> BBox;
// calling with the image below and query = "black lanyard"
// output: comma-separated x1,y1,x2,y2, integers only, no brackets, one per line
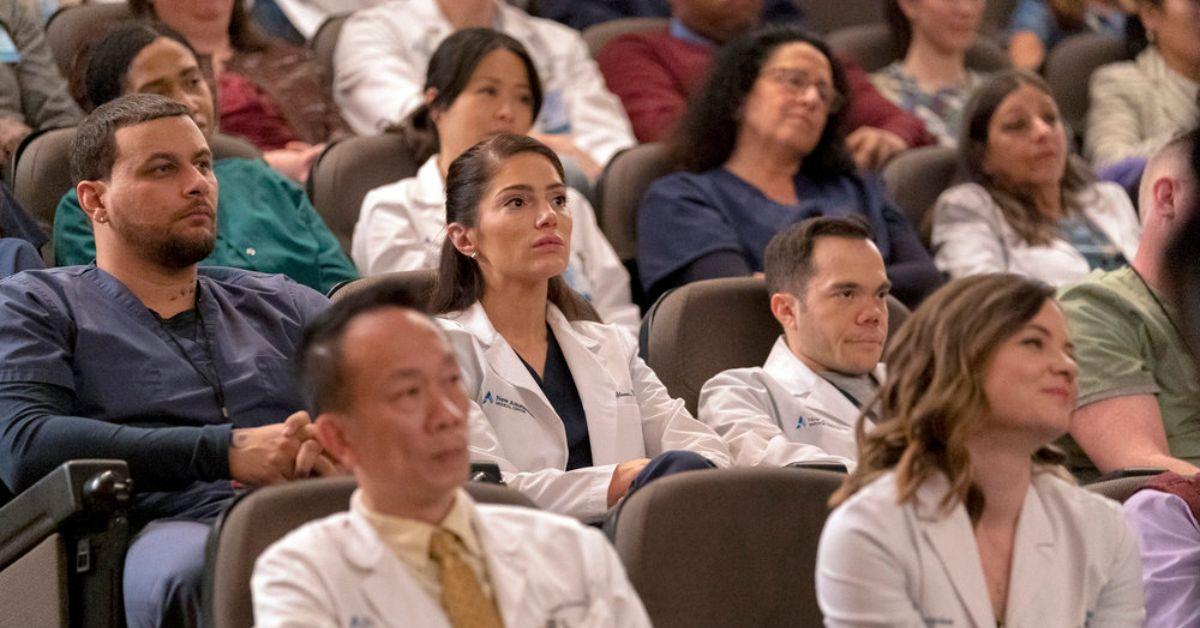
154,285,229,420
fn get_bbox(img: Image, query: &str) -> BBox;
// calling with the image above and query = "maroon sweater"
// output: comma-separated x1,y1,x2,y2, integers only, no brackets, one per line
597,27,935,148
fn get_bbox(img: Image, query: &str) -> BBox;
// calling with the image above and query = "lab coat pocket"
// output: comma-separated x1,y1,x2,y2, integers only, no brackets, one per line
612,397,646,459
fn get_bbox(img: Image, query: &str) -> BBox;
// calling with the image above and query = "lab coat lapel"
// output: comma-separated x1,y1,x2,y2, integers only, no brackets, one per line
547,307,623,464
914,477,996,628
458,303,557,421
762,338,872,426
477,513,528,625
338,509,450,625
1002,479,1056,626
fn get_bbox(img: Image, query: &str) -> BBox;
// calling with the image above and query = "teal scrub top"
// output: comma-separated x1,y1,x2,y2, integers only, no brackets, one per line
53,157,357,294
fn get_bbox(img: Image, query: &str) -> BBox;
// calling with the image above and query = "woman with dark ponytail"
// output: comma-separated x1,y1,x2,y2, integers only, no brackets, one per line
433,134,731,522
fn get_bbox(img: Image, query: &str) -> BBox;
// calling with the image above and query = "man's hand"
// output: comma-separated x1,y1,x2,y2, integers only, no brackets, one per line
846,127,908,170
607,458,651,507
229,411,319,487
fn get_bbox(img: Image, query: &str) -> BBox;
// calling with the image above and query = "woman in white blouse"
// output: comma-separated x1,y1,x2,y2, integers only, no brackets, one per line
350,28,639,332
931,70,1139,285
817,274,1144,627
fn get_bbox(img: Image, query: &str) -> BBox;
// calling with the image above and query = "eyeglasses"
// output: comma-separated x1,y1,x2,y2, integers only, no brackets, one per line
761,67,844,112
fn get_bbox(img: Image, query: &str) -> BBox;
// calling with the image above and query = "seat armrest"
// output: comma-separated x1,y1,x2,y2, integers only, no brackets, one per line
0,460,132,570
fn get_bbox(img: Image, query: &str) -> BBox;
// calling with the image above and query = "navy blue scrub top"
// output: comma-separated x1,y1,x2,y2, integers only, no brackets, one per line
0,264,329,521
636,167,939,305
517,327,594,471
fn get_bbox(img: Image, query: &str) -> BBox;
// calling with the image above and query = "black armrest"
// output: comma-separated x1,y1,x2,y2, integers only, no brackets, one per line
786,461,849,474
469,462,503,485
0,460,133,570
1090,467,1167,483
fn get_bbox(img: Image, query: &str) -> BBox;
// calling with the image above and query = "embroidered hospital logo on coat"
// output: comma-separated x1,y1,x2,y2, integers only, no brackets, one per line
479,390,530,415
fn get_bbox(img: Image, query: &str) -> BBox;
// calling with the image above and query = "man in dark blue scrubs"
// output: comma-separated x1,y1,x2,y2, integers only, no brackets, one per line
0,94,332,627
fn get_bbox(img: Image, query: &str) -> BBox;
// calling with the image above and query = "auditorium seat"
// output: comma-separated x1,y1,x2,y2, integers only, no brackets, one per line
205,477,536,628
799,0,885,35
640,276,909,415
594,142,671,308
611,467,846,628
327,268,437,306
827,23,1010,73
44,3,133,82
881,145,960,248
309,13,351,104
305,133,426,256
1084,469,1166,503
1043,33,1126,146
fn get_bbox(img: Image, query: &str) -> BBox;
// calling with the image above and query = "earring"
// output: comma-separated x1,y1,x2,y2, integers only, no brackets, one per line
95,215,108,224
470,251,478,259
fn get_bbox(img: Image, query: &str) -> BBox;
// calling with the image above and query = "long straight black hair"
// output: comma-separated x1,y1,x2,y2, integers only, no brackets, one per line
428,134,600,323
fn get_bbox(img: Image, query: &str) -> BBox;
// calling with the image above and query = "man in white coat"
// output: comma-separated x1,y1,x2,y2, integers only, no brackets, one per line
251,283,652,628
698,216,891,470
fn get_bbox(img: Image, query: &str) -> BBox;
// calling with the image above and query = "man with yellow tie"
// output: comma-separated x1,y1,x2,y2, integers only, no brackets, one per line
251,283,652,627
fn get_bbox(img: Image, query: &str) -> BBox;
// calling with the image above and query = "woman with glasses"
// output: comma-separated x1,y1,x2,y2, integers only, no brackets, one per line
636,27,939,306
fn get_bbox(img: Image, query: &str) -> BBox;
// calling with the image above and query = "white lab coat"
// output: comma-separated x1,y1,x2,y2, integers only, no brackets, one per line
439,303,733,520
698,337,882,470
817,469,1145,628
352,156,640,335
931,182,1141,286
252,491,652,628
332,0,635,165
268,0,389,38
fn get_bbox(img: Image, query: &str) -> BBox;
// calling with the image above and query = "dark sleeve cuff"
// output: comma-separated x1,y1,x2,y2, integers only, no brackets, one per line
191,423,233,481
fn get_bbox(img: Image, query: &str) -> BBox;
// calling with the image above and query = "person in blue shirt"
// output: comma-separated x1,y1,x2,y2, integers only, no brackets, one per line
0,94,334,628
636,26,939,306
1007,0,1130,71
533,0,805,31
54,23,357,295
1,180,46,278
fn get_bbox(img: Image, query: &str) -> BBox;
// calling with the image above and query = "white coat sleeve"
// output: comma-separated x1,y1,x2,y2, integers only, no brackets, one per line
466,400,616,520
930,185,1010,280
568,192,639,336
1088,499,1146,627
332,11,427,135
1083,64,1163,169
697,370,855,469
251,537,341,628
816,499,928,628
352,186,439,276
549,29,635,166
624,332,733,467
577,526,654,627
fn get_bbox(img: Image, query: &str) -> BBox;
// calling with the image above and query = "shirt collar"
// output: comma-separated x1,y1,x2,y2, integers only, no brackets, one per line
669,17,717,48
352,487,483,571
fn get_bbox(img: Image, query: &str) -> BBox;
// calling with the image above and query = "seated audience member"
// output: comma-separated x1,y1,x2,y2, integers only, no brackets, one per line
637,27,939,306
817,274,1144,626
597,0,934,167
253,284,653,627
871,0,989,147
1006,0,1130,71
1058,131,1200,479
1085,0,1199,169
0,0,82,176
55,24,356,295
0,94,333,628
699,217,889,470
250,0,389,44
1,180,47,253
334,0,635,180
352,29,639,333
534,0,804,31
932,70,1140,285
434,134,732,520
0,237,42,278
1122,472,1200,627
130,0,349,182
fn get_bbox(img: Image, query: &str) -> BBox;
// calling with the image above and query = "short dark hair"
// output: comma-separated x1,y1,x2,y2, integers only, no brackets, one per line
84,22,197,112
670,25,854,179
428,133,600,322
71,93,193,184
404,28,543,150
297,281,439,416
763,215,875,297
884,0,914,57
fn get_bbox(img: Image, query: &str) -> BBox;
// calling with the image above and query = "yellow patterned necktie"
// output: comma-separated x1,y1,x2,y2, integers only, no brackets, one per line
428,528,505,628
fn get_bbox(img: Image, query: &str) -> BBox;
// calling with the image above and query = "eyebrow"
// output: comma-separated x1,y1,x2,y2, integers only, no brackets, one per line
494,182,566,195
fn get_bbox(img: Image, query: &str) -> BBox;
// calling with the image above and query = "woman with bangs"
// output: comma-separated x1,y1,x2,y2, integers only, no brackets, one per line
817,274,1144,627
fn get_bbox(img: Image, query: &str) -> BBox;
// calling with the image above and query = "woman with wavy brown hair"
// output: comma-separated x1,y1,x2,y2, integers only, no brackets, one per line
816,274,1144,627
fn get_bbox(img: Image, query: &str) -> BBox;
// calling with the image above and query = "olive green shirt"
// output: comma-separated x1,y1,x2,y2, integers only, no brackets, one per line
1057,266,1200,479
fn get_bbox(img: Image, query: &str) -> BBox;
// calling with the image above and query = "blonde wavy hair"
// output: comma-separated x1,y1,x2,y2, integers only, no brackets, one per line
830,274,1067,521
